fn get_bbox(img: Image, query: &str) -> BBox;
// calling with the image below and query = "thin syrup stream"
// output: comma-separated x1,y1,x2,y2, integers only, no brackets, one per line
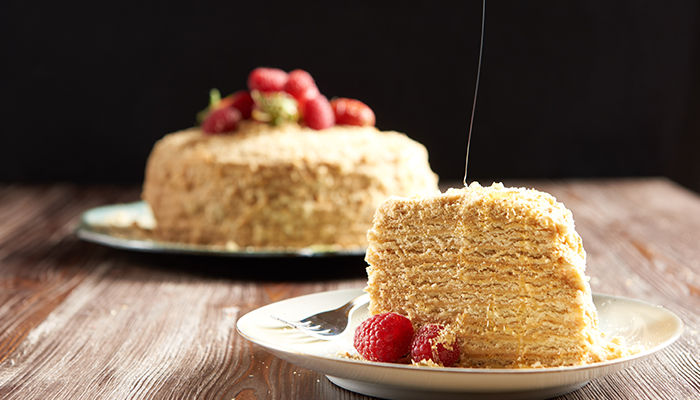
463,0,486,187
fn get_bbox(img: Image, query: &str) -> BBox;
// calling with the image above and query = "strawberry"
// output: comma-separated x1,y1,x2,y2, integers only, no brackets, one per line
247,67,288,93
284,69,319,105
331,98,376,127
222,91,254,119
202,106,241,134
302,95,334,130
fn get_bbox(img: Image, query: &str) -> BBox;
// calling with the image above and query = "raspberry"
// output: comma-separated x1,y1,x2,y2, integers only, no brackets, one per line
410,324,460,367
284,69,319,105
353,312,414,363
223,90,254,119
330,98,375,127
302,95,334,130
247,67,288,93
201,106,241,134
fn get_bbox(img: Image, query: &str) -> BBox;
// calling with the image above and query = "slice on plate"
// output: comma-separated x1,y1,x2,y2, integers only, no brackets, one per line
365,182,633,368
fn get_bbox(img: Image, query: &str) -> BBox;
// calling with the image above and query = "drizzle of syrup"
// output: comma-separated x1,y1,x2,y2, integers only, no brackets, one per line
464,0,486,187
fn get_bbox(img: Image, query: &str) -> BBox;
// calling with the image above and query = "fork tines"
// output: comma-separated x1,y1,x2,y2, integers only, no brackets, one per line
272,316,335,338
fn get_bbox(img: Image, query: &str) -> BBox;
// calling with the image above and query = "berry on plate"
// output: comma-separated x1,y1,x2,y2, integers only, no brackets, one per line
284,69,319,105
410,324,460,367
202,106,242,134
330,98,375,127
353,312,414,363
248,67,288,93
302,95,334,130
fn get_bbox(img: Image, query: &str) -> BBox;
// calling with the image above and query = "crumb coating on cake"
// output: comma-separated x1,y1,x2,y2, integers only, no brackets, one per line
142,121,439,249
365,182,629,368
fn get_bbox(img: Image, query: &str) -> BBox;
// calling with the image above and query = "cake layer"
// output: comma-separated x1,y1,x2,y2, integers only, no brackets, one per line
365,182,618,368
143,121,439,248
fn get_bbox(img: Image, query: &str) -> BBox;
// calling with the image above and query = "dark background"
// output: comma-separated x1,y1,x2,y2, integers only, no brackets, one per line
2,1,700,191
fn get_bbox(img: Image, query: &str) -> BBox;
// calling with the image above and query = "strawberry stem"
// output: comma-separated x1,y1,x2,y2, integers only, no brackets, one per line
251,90,299,125
209,88,221,108
196,88,223,124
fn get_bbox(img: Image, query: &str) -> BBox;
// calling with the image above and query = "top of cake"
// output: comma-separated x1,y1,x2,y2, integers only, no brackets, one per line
158,121,434,172
196,67,379,135
382,182,575,226
370,182,585,269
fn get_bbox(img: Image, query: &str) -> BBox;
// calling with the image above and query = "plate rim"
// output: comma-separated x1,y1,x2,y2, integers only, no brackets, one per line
76,201,367,258
236,288,684,375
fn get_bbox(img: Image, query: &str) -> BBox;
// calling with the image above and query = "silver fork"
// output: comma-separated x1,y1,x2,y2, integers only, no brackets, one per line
272,293,369,339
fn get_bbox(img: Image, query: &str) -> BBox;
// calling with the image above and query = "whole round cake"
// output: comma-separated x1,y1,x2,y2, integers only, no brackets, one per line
142,67,439,250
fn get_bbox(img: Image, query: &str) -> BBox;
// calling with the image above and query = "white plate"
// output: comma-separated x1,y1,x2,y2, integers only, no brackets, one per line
76,202,366,258
237,288,683,400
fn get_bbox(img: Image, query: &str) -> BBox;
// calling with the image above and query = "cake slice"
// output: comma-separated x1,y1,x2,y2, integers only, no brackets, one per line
365,182,622,368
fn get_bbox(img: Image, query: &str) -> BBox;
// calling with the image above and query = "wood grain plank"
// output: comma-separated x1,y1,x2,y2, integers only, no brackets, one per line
0,258,366,399
0,185,140,364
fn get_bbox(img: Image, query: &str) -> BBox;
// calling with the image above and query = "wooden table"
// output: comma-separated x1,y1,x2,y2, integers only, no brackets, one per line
0,179,698,399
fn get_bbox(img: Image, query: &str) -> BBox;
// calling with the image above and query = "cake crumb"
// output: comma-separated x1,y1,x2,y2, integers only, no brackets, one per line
336,351,362,361
411,358,442,368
